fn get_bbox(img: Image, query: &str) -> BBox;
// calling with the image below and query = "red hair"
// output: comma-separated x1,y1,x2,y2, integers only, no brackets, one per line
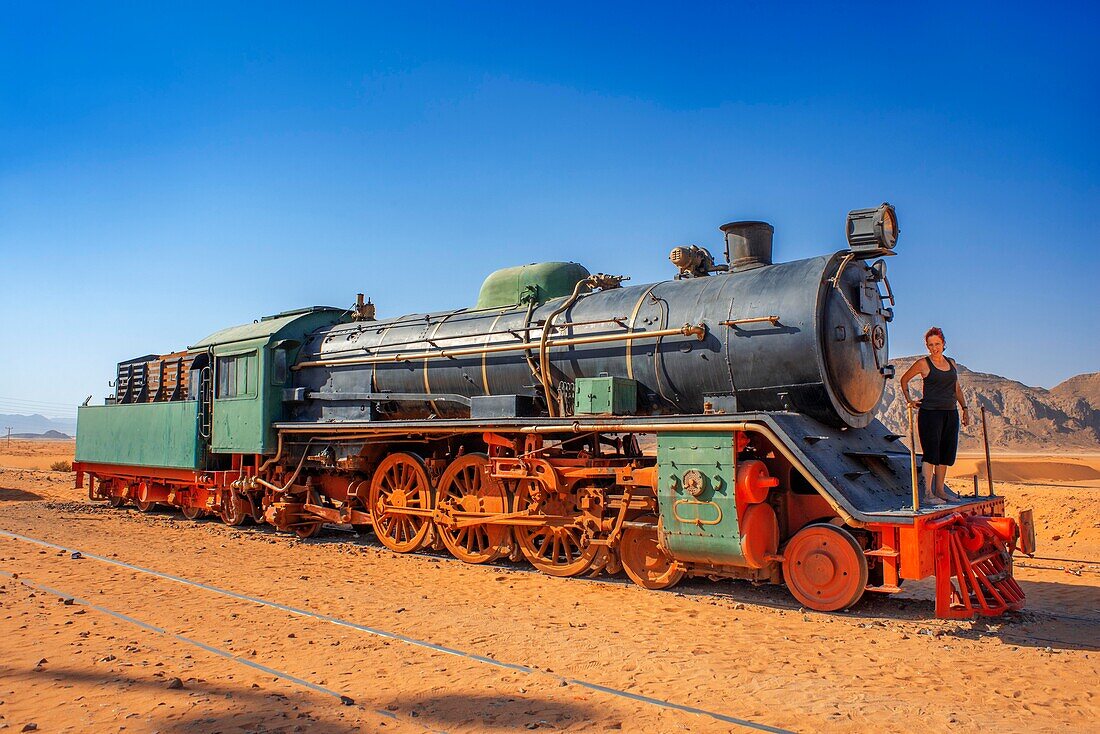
925,326,945,342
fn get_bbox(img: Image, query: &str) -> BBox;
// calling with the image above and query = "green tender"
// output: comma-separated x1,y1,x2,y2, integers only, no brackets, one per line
656,430,745,566
76,401,203,470
475,261,590,308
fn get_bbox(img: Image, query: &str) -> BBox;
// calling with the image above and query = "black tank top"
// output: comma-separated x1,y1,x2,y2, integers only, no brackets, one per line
922,357,958,410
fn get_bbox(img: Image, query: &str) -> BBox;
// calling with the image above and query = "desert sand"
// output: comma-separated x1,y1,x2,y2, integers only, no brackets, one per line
1,440,1097,733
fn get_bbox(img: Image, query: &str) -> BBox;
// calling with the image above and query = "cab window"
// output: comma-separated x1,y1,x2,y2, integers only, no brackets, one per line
216,352,257,398
272,348,289,385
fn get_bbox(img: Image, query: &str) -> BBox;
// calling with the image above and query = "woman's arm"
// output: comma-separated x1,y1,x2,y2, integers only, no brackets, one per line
899,359,928,408
953,365,970,427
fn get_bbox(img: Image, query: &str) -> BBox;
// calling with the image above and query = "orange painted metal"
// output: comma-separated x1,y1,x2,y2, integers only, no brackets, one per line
619,514,684,589
735,460,779,506
781,524,868,611
368,452,434,553
932,513,1025,618
434,454,510,564
739,503,779,569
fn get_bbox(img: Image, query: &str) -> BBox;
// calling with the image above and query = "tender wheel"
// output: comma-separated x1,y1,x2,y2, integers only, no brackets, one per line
295,522,323,539
782,523,868,612
511,481,599,577
220,491,251,526
435,454,510,564
369,452,434,553
619,515,684,590
107,494,126,508
181,505,205,521
134,499,155,513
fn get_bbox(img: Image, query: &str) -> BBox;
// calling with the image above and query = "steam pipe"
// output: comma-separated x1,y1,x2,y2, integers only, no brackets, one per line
539,277,592,416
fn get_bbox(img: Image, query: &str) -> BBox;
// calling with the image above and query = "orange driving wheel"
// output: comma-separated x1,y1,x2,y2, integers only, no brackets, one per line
369,452,434,553
782,523,868,612
619,515,684,590
435,454,510,564
511,481,599,577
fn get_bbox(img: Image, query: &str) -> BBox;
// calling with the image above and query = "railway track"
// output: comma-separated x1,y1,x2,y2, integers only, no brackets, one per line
0,568,444,733
0,527,794,734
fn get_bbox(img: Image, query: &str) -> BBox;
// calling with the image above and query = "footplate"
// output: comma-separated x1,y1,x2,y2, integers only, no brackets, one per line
932,513,1025,619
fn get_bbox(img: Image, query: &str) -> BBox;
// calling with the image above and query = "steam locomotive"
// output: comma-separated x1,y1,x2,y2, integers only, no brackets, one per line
75,204,1032,617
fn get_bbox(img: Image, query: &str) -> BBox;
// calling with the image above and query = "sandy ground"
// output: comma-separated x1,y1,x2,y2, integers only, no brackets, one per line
0,441,1097,733
0,439,75,471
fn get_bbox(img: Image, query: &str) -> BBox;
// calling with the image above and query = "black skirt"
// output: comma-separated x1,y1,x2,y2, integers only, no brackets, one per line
918,408,960,466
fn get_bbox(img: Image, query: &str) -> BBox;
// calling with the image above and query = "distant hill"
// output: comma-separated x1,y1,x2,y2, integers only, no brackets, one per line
11,429,72,440
1050,372,1100,411
0,413,77,436
876,359,1100,452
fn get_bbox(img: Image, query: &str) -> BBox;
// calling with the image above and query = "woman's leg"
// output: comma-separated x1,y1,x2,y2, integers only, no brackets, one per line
922,461,936,498
917,410,946,504
933,464,949,499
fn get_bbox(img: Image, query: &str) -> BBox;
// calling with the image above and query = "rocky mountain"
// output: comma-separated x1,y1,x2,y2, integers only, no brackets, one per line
0,413,77,436
1050,372,1100,411
876,359,1100,452
11,429,73,440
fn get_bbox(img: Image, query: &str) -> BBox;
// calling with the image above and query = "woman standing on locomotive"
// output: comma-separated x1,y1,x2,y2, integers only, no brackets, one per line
900,327,970,504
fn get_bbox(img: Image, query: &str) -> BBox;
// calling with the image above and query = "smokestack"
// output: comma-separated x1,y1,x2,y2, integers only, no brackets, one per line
720,221,774,271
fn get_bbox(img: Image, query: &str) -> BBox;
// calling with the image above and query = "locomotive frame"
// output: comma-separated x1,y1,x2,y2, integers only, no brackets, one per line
74,205,1033,619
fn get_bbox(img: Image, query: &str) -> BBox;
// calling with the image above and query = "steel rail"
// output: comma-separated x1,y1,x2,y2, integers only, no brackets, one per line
0,569,447,732
0,528,791,734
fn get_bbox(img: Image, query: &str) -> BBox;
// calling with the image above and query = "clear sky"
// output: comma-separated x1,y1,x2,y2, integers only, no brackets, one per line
1,1,1097,425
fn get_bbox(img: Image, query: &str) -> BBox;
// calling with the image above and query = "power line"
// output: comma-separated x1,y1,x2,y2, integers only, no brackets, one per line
0,405,78,418
0,395,82,408
0,403,78,412
0,402,77,412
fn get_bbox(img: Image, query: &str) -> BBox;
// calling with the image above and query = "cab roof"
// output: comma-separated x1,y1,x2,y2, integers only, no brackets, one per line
189,307,346,350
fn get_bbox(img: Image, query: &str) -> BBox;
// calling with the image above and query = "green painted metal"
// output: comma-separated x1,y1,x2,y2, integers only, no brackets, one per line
209,338,265,454
196,308,347,454
475,262,590,309
656,431,744,566
574,376,638,415
190,306,343,350
76,402,203,469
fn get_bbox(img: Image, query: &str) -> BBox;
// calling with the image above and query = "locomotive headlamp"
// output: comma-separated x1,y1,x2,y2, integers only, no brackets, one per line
846,202,899,255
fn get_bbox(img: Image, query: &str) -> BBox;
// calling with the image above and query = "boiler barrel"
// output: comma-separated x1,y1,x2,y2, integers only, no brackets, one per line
292,251,890,428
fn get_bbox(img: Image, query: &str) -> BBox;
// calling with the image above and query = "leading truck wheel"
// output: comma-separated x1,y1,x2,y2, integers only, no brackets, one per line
782,523,868,612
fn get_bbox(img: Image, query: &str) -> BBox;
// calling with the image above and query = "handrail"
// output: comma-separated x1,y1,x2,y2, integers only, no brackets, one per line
293,323,707,370
906,403,920,513
315,315,630,358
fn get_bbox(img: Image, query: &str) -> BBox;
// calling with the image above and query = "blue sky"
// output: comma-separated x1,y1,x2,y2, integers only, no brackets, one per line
1,1,1097,424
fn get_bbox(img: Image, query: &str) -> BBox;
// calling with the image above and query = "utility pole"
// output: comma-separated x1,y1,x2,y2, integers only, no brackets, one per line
4,426,11,448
